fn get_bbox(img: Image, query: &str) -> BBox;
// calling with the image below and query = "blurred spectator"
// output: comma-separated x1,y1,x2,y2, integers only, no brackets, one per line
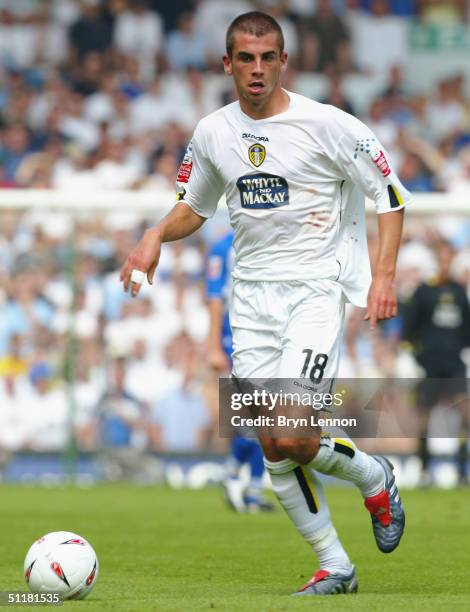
15,140,61,188
83,71,119,124
194,0,252,68
364,98,399,154
96,358,145,448
151,348,212,452
165,12,208,71
0,334,28,379
426,78,466,143
0,0,46,70
113,0,164,81
381,65,410,100
446,148,470,195
147,0,194,33
0,375,27,458
257,1,299,67
58,92,101,152
125,336,181,404
41,0,81,67
118,55,146,100
0,123,34,183
299,0,351,73
92,138,142,189
162,69,222,130
51,142,97,191
77,357,160,480
72,345,104,437
0,270,54,354
128,78,174,135
348,0,408,75
139,151,179,190
321,75,355,115
379,66,417,128
70,51,104,96
27,72,70,133
68,0,113,62
24,362,68,452
398,152,435,192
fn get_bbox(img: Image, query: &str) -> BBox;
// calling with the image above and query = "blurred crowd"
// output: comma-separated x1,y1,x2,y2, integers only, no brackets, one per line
0,211,218,459
0,204,469,461
0,0,469,193
0,0,470,464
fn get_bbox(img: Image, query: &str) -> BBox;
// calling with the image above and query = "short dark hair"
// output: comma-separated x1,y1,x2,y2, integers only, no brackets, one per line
226,11,284,57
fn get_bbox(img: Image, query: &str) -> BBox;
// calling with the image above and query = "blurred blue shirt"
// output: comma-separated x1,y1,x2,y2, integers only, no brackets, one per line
206,231,234,357
166,30,208,70
153,387,211,452
99,391,142,447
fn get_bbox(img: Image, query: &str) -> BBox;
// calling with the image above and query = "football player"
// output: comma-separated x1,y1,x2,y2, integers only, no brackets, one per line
121,11,408,595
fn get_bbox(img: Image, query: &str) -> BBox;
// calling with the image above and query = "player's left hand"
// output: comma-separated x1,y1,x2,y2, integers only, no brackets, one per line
364,273,397,331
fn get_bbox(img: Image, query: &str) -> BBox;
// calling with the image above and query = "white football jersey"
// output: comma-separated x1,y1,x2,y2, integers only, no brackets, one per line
176,91,411,306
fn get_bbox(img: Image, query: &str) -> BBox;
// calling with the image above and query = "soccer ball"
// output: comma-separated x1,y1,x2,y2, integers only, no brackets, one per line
24,531,99,600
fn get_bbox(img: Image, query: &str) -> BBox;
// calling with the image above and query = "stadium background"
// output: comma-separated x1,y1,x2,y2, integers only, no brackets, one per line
0,0,469,489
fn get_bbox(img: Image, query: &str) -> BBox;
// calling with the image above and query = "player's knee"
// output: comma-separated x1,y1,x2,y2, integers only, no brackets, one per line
275,437,320,465
258,436,284,462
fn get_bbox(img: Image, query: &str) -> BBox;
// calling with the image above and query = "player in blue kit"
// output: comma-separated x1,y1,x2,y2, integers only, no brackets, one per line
207,231,274,512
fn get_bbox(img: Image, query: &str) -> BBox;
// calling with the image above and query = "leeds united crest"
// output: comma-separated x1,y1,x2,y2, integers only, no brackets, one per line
248,143,266,167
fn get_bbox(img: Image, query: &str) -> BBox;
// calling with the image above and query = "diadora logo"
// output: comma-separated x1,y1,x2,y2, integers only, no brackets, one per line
242,133,269,142
248,143,266,167
236,173,289,209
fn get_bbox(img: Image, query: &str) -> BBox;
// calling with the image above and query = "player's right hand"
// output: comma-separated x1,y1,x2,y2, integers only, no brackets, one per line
120,227,162,297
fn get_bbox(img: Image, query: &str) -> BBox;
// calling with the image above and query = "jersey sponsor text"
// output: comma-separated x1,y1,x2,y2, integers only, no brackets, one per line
236,173,289,209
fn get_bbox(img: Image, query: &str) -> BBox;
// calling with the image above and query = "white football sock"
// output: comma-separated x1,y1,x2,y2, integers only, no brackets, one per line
265,457,352,574
309,436,384,498
246,476,263,498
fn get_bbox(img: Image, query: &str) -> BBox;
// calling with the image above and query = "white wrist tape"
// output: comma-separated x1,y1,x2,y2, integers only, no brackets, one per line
130,269,146,284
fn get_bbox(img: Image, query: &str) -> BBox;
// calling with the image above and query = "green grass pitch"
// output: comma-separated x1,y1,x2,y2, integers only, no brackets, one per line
1,484,469,611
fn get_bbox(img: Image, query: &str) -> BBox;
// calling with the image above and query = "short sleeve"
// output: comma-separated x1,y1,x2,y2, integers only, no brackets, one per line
175,121,224,219
329,111,412,214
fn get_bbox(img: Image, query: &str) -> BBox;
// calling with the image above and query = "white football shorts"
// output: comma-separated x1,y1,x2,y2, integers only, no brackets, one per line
230,279,346,381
